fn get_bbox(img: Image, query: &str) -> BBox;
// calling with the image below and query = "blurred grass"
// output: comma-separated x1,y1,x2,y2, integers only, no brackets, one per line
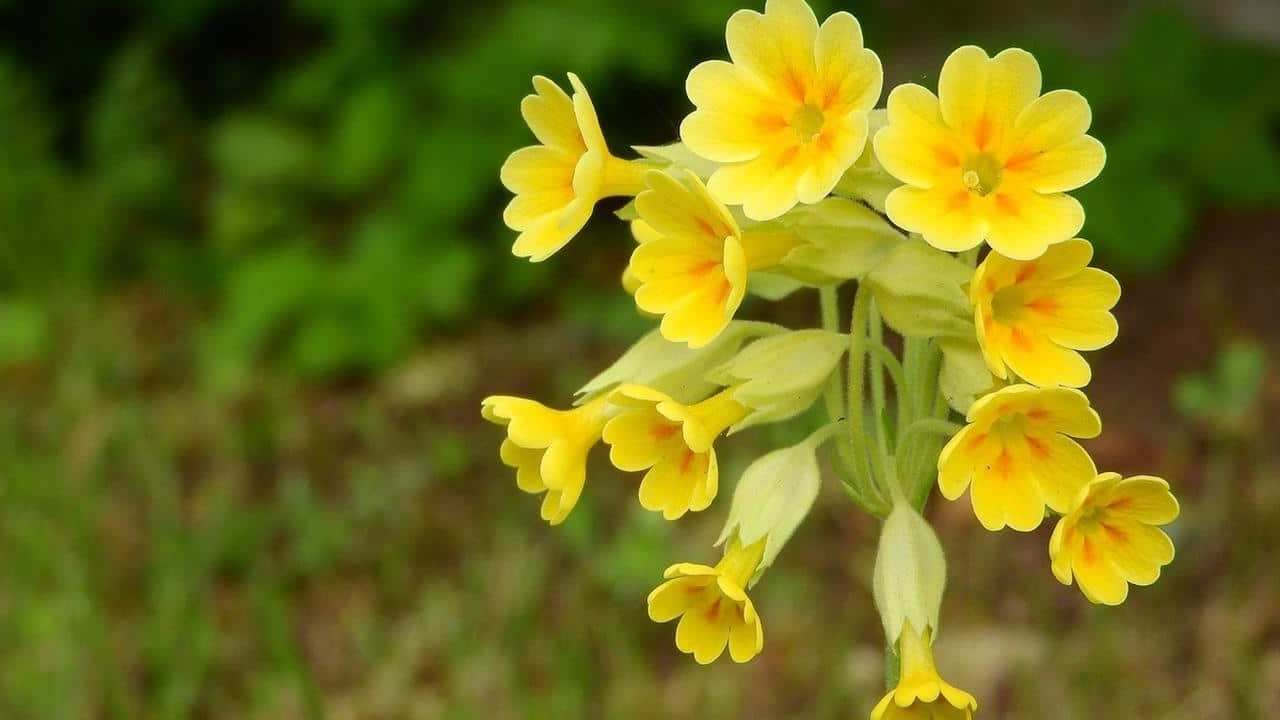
0,1,1277,718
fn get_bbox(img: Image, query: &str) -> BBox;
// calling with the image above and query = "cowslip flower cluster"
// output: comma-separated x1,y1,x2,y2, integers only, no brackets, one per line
485,0,1179,714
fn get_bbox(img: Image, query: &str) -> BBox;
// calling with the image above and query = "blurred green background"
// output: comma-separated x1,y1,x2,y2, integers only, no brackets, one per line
0,0,1277,718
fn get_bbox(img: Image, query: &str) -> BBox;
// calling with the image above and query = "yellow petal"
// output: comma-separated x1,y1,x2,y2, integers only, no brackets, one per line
1026,433,1097,513
999,325,1092,387
682,61,778,163
567,72,607,153
1008,89,1094,169
499,145,576,196
1034,268,1121,351
884,184,987,253
647,577,705,622
983,182,1084,261
1032,386,1101,438
874,84,959,188
521,75,583,153
499,439,546,493
1107,476,1180,525
1104,522,1174,586
1072,534,1129,605
969,443,1047,531
510,198,593,262
675,600,731,664
939,46,1041,151
725,0,819,96
1007,134,1105,194
708,146,809,221
813,11,881,116
796,112,869,203
727,608,763,663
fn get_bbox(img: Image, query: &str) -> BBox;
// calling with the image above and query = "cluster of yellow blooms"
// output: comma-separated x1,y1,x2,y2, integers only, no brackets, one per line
484,1,1179,715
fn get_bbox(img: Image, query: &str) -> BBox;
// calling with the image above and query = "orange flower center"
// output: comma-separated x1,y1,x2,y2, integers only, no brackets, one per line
961,152,1003,196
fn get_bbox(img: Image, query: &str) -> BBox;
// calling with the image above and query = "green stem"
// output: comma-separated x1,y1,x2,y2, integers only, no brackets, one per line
847,283,888,510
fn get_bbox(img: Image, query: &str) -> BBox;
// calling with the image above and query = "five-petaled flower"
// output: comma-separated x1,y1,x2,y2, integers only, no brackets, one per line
603,384,750,519
938,384,1101,531
681,0,882,221
500,73,649,262
481,395,612,525
1050,473,1179,605
628,170,802,347
972,238,1121,388
647,535,767,664
871,622,977,720
874,45,1105,260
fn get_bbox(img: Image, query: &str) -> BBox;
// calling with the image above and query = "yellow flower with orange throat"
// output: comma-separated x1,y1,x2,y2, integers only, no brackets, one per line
646,535,767,664
938,384,1101,532
872,622,976,720
481,395,611,525
874,46,1105,260
500,73,648,262
972,238,1121,388
1050,473,1179,605
602,384,750,520
681,0,883,221
627,170,802,348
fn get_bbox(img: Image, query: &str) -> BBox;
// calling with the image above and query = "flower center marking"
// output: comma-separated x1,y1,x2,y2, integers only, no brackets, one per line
990,285,1027,325
961,152,1003,196
789,103,825,143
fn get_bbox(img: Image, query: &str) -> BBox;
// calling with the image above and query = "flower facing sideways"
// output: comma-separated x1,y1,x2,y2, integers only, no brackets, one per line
647,536,767,664
602,384,750,520
500,74,649,262
628,170,802,347
481,395,611,525
938,384,1101,531
874,46,1105,260
1050,473,1179,605
681,0,882,221
972,238,1120,388
871,622,976,720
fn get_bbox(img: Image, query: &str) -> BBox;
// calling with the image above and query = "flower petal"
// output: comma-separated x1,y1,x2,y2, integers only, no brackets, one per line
984,183,1084,261
874,84,958,188
521,75,583,153
1007,134,1105,194
885,184,987,253
725,0,819,97
939,46,1041,151
1107,476,1180,525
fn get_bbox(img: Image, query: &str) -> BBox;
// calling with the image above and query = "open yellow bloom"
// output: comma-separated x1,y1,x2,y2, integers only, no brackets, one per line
681,0,882,221
1050,473,1179,605
647,536,766,664
500,73,648,262
602,384,749,519
973,238,1120,388
938,384,1100,531
871,623,976,720
481,395,611,525
628,170,801,347
875,46,1105,260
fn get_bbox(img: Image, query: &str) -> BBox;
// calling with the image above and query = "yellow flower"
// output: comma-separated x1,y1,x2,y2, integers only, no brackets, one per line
871,622,976,720
500,73,649,262
681,0,882,221
602,384,749,519
628,170,802,347
938,384,1100,531
874,46,1105,260
1050,473,1179,605
972,238,1121,388
481,395,611,525
647,535,766,664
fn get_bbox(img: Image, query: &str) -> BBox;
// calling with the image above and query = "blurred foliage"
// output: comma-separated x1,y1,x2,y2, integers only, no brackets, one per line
0,2,1273,381
1175,340,1268,438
